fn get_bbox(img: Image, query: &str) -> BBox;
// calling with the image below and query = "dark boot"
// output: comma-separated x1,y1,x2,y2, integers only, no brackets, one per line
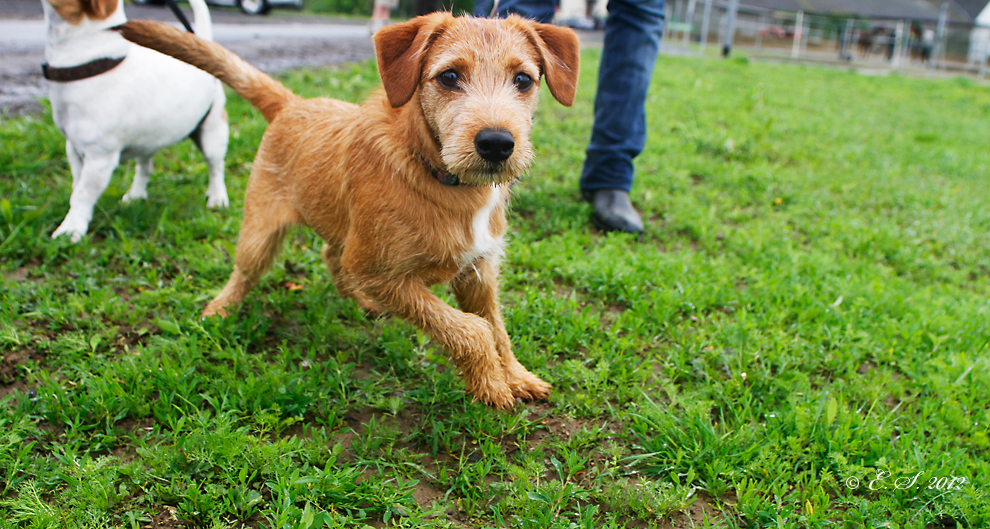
582,189,644,234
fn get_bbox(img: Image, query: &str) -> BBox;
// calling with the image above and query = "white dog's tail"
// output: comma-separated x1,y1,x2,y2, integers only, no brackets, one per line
187,0,214,41
116,20,298,122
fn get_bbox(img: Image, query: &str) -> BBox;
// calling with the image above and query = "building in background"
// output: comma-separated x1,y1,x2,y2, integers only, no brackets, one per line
954,0,990,63
738,0,941,19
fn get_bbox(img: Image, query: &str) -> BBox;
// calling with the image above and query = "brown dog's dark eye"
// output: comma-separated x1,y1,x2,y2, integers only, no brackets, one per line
438,70,460,89
513,73,534,92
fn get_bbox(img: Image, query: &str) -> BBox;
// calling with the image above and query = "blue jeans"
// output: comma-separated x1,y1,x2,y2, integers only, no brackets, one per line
474,0,665,193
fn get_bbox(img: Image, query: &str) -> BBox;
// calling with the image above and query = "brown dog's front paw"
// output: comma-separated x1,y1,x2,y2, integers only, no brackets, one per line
507,370,552,401
469,382,516,410
201,305,229,318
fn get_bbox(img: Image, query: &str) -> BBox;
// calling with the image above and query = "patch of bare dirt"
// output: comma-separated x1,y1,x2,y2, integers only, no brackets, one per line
0,345,41,399
5,266,31,282
659,490,726,529
145,506,189,529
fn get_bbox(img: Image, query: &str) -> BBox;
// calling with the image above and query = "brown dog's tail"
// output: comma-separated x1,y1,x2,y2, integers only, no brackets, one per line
116,20,297,122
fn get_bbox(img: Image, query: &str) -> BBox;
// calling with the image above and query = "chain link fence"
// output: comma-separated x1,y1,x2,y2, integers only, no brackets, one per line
661,0,990,77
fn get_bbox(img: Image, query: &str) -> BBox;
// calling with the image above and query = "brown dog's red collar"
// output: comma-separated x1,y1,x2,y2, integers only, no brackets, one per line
418,152,462,186
42,57,126,82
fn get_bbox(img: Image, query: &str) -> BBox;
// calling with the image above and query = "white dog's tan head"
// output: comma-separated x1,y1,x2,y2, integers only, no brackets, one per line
46,0,118,24
374,13,579,186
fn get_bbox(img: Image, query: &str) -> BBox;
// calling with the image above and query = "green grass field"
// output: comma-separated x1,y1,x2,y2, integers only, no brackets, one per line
2,50,989,528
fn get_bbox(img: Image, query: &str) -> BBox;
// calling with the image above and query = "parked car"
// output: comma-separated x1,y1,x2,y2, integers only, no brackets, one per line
132,0,302,16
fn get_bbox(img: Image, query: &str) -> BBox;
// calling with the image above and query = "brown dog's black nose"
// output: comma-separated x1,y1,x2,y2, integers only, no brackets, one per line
475,128,514,163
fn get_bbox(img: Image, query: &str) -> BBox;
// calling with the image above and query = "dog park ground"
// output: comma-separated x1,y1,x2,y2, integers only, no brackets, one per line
1,46,989,527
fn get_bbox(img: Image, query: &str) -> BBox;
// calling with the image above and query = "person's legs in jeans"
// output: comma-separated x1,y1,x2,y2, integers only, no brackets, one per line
473,0,556,23
475,0,663,232
581,0,664,232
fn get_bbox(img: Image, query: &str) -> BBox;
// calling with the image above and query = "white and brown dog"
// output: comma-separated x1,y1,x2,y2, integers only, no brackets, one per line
43,0,229,242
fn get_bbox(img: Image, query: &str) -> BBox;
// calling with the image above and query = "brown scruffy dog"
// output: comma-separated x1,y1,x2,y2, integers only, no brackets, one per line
117,13,579,409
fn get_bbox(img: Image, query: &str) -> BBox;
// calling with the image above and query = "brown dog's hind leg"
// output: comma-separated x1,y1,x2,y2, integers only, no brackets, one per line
202,178,297,318
453,256,551,401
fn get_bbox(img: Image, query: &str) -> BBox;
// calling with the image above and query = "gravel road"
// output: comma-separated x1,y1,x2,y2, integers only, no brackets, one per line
0,0,376,116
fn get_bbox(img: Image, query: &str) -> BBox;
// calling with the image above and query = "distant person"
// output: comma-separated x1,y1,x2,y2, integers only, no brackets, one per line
587,0,599,26
474,0,665,233
369,0,397,34
371,0,450,34
574,0,599,30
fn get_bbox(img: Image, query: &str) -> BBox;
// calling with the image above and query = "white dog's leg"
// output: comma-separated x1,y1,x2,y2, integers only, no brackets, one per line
66,141,83,186
52,151,120,242
122,156,152,203
197,86,230,208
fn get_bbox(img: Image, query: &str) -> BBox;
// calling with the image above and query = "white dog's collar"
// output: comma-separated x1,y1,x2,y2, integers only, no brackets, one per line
42,56,126,82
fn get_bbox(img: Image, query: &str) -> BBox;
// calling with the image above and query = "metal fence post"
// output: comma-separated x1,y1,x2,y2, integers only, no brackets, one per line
792,10,803,59
722,0,739,57
840,18,853,61
900,20,909,64
664,1,673,41
699,0,712,56
683,0,697,45
892,19,904,69
931,2,948,73
980,36,989,79
755,14,765,51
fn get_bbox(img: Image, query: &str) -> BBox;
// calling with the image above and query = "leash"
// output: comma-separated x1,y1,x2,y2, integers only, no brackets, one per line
164,0,195,33
489,0,500,18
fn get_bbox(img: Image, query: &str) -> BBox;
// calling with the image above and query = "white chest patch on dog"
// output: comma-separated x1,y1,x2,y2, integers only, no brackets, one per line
459,185,504,266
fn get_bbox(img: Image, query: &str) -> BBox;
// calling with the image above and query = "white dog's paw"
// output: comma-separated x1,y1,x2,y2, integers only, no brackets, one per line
51,219,86,243
121,189,148,203
206,188,229,209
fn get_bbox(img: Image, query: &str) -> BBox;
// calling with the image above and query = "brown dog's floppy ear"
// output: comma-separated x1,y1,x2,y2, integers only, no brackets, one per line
84,0,118,20
530,22,580,107
374,13,447,108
